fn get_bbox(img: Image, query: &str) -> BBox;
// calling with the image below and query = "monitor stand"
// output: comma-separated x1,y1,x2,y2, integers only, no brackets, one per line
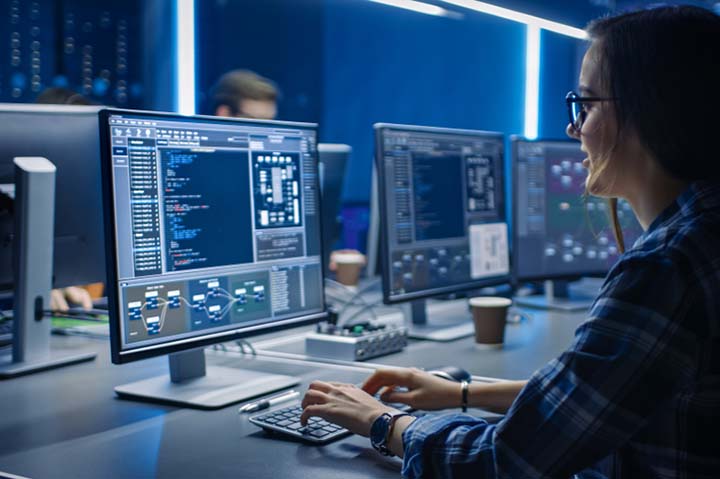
0,157,96,378
114,348,300,409
405,299,474,342
513,280,594,312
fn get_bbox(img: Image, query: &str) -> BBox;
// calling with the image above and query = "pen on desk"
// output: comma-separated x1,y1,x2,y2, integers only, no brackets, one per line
238,390,300,413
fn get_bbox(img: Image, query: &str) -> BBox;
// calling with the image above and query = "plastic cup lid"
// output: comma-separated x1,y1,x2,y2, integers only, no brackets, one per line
468,296,512,308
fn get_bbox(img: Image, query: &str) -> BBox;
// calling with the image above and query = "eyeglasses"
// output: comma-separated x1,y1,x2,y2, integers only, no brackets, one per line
565,91,616,132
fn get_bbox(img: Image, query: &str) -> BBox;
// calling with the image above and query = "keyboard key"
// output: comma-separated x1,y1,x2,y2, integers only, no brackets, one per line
250,404,352,444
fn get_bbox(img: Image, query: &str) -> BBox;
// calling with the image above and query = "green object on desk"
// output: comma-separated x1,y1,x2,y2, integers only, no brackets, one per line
51,315,110,339
51,316,108,328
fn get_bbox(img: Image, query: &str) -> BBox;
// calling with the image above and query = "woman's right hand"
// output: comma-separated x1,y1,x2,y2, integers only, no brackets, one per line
362,367,463,411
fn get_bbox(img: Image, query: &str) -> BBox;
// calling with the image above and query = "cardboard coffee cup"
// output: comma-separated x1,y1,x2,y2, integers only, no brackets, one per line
468,297,512,348
332,251,365,286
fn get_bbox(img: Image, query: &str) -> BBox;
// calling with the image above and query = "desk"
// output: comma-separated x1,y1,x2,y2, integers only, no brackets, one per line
0,308,587,479
256,308,586,380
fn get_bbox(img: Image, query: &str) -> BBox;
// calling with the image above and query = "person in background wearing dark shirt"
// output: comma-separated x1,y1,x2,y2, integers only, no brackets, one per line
300,6,720,478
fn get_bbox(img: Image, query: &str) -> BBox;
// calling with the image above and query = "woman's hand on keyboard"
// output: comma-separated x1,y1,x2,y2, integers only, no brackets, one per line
362,368,462,411
300,380,397,436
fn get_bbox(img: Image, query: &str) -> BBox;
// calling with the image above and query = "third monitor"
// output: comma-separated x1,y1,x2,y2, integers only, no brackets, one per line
512,137,642,310
374,123,510,341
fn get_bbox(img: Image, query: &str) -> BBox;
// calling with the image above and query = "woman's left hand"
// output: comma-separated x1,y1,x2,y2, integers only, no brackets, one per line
300,380,398,436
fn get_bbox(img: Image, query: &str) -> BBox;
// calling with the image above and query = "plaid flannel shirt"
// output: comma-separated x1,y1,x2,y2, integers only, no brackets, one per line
402,181,720,478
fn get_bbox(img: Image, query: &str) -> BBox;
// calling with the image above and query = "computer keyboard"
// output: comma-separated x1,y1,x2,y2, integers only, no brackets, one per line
250,404,350,444
250,393,412,444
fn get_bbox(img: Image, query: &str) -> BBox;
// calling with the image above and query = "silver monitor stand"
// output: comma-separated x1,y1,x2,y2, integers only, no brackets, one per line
0,157,96,378
114,347,300,409
513,279,594,312
405,298,475,342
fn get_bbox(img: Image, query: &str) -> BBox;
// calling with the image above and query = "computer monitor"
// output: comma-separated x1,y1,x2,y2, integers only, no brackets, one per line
100,109,327,408
0,104,105,377
0,103,106,292
317,143,350,274
374,123,510,341
511,137,643,310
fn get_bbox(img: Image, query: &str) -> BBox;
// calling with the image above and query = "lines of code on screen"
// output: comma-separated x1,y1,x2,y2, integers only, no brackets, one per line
412,153,464,241
161,148,253,271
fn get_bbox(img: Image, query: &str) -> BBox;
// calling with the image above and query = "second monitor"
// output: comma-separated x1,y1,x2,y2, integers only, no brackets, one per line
375,123,510,341
512,137,643,310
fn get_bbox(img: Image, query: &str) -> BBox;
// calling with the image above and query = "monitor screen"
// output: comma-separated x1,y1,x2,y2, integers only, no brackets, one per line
512,138,643,281
0,103,105,292
375,123,510,303
101,110,326,363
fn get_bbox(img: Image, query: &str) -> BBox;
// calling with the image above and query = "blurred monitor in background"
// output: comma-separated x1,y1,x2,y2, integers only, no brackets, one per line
34,88,102,311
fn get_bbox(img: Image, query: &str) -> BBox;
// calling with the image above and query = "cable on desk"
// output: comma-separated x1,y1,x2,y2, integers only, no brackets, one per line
339,301,406,329
236,339,257,355
324,278,380,322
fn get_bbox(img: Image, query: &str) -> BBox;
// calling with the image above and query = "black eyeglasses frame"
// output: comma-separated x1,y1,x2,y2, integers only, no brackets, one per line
565,90,616,132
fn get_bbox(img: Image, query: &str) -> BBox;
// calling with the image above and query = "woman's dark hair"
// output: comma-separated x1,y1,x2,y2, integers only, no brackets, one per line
587,5,720,181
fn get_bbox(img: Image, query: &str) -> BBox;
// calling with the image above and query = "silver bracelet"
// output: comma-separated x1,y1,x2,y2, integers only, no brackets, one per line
461,380,469,412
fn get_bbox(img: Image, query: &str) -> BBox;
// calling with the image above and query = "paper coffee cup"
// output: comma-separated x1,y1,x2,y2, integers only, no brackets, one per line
332,252,365,286
468,297,512,348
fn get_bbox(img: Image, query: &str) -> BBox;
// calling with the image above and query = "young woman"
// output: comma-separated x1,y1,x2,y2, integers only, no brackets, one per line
300,6,720,478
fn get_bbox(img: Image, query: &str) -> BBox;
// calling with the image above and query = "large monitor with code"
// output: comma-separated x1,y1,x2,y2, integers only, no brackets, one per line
512,138,642,310
374,123,510,340
100,109,326,408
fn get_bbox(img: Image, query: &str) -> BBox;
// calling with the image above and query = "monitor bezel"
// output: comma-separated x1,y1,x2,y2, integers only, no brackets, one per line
510,136,609,284
99,108,328,364
374,122,511,305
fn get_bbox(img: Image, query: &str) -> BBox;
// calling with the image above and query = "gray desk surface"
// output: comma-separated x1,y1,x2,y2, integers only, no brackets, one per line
256,308,586,381
0,307,588,479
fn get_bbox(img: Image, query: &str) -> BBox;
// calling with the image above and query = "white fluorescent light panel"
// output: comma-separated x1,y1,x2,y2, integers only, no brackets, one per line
177,0,196,115
370,0,455,17
524,24,540,139
438,0,588,38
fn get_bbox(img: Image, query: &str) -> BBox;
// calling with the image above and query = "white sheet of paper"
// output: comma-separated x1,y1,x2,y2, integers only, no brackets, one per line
469,222,509,279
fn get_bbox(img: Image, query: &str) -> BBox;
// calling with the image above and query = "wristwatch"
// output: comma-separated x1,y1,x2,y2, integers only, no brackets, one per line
370,411,411,456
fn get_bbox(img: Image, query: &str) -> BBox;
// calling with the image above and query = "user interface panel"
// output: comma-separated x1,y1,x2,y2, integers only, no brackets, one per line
105,112,324,352
513,139,643,280
376,124,510,302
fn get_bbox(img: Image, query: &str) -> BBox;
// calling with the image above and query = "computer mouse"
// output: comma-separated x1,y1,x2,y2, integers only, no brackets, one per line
427,366,472,383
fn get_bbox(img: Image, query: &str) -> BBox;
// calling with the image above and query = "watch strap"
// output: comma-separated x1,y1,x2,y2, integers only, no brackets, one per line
461,380,469,413
370,411,411,456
